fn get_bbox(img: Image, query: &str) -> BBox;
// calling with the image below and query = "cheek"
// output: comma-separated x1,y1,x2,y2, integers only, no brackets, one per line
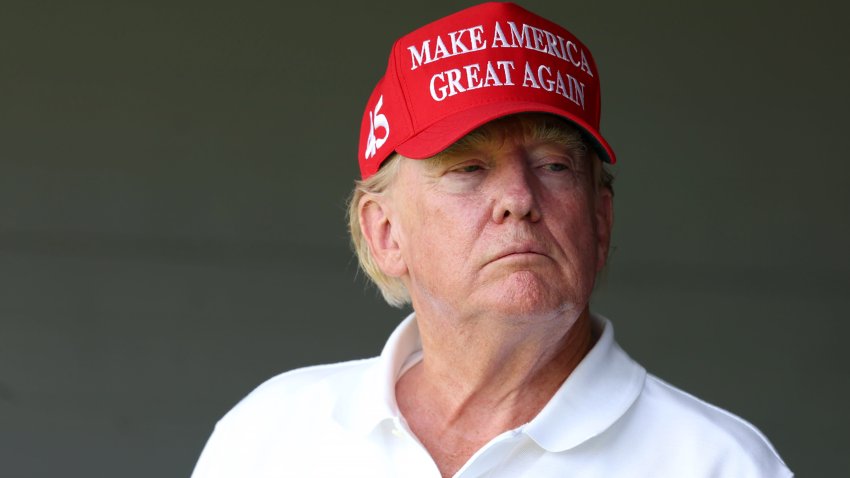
404,199,482,272
546,194,601,262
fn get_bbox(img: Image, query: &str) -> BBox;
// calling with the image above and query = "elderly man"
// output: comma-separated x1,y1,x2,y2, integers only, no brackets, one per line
192,3,792,477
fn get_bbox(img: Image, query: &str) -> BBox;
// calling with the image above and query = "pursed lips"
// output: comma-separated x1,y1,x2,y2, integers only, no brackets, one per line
490,242,550,263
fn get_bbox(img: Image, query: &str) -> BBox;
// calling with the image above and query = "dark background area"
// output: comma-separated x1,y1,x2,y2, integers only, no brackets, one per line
1,1,847,476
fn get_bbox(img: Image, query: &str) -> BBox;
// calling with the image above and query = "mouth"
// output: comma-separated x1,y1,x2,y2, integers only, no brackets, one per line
491,243,549,263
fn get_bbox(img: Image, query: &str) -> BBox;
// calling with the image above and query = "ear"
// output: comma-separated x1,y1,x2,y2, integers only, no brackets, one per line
594,187,614,272
358,193,407,277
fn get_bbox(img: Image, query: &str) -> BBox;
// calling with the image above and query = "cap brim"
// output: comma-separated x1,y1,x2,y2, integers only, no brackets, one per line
394,101,616,164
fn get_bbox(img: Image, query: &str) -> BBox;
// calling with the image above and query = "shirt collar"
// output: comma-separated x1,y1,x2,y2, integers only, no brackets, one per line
334,312,646,449
523,314,647,451
332,312,419,435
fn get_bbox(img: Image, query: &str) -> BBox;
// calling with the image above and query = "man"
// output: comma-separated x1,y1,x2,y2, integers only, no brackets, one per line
192,3,792,477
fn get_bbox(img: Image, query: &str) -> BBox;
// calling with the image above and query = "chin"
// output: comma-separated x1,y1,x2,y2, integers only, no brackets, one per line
484,271,584,322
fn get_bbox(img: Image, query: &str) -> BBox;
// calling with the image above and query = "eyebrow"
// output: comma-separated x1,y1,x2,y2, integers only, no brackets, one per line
430,119,589,167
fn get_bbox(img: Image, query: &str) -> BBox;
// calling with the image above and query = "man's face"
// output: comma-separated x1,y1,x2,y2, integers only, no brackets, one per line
384,116,612,323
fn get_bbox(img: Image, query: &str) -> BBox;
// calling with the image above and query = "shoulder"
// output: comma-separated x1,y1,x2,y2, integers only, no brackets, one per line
627,374,793,477
639,375,779,449
191,358,380,477
218,358,377,428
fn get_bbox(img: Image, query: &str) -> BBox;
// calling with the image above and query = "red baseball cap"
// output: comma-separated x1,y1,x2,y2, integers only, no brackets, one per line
357,2,616,179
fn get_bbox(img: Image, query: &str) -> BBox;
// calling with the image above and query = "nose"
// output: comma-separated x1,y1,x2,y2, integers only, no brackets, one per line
491,161,541,224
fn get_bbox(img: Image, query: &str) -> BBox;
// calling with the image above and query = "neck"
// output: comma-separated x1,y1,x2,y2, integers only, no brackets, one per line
395,307,594,477
416,306,592,418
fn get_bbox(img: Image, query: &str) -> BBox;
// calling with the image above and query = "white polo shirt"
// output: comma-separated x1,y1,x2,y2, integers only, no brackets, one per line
192,314,793,477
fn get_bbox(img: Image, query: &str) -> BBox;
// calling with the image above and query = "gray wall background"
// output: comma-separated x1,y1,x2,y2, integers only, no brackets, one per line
1,1,847,476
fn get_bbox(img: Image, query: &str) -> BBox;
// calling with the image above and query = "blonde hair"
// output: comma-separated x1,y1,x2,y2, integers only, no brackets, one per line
347,114,614,308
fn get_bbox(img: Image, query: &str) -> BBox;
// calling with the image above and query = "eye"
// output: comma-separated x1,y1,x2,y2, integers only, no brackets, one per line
544,163,570,172
448,163,484,174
